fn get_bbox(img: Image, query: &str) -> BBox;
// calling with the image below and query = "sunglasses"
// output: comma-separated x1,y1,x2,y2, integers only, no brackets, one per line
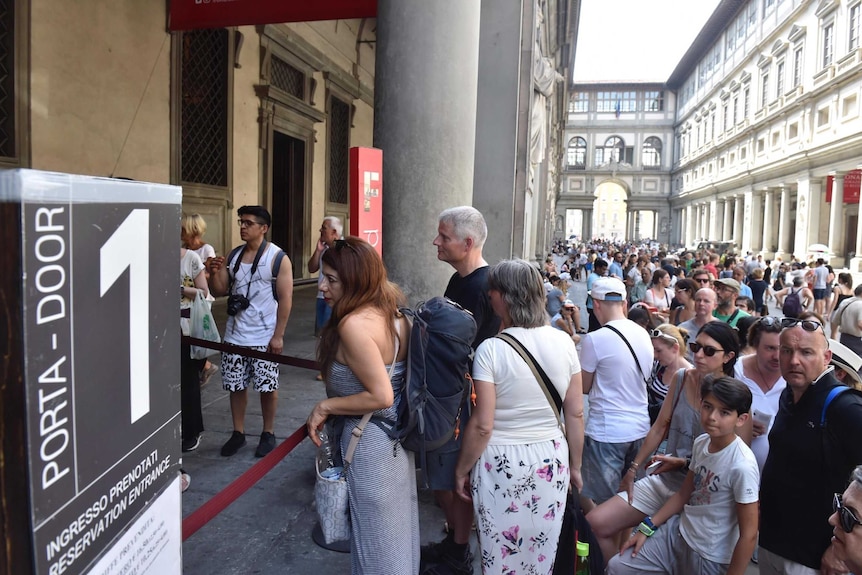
780,317,825,333
689,342,725,357
756,316,784,332
334,239,358,253
650,329,679,344
694,278,711,284
833,493,862,533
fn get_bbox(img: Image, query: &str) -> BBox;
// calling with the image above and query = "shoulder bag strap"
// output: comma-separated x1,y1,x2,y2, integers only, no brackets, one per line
662,368,687,441
343,318,402,466
604,324,650,385
495,332,564,430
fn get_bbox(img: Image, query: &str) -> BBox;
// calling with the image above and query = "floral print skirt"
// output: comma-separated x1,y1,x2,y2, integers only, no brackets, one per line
471,438,570,575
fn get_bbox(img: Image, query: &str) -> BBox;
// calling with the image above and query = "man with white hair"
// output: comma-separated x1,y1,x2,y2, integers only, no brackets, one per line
423,206,500,575
307,216,343,337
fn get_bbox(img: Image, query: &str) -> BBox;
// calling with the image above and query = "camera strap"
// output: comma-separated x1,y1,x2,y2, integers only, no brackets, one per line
229,239,268,297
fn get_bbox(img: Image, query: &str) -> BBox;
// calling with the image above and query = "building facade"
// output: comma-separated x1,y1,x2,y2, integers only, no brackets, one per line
0,0,578,302
559,82,676,243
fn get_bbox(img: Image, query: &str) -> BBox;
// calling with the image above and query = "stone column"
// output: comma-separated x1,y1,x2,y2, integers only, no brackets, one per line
722,199,733,241
793,175,823,258
584,209,592,240
376,0,481,302
828,173,846,266
733,196,744,249
694,204,703,241
775,186,792,260
761,189,775,258
686,205,695,245
709,199,719,240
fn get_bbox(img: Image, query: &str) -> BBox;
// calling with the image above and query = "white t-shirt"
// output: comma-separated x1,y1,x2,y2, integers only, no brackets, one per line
472,326,580,444
180,250,205,336
680,434,760,564
579,319,652,442
733,359,786,473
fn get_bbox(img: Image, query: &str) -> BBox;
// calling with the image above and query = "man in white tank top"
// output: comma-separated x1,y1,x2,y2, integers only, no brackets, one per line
208,206,293,458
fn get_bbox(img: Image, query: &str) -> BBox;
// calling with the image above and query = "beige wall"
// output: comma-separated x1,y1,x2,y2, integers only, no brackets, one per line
30,0,170,183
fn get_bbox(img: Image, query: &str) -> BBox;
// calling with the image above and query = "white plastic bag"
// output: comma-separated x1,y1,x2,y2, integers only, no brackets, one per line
189,290,220,359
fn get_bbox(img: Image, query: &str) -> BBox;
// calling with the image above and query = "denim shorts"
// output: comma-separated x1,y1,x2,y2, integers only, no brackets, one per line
581,435,643,504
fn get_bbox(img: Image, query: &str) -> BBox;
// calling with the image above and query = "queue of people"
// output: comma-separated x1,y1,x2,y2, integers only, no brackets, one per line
180,214,862,575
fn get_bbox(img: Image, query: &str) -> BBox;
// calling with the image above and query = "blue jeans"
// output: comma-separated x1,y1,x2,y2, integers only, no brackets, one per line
315,297,332,335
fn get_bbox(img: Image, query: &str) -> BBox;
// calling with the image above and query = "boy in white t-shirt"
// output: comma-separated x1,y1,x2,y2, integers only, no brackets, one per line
607,376,760,575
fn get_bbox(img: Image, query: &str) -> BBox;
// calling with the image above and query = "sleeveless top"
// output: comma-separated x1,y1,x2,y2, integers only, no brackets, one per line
660,369,704,491
835,293,853,311
224,242,282,346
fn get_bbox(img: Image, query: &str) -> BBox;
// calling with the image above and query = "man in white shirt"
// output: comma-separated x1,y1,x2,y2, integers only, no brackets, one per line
579,277,653,508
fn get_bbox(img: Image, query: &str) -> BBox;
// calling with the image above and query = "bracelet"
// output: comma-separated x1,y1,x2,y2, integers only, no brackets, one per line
637,521,655,537
683,457,691,471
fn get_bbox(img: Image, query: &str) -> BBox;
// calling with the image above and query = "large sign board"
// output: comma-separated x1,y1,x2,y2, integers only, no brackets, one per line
168,0,376,31
349,147,383,255
826,169,862,203
1,170,182,575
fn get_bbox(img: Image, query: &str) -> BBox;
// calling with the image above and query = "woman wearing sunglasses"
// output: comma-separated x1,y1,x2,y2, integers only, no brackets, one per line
646,324,692,424
829,466,862,574
586,321,744,568
733,316,786,474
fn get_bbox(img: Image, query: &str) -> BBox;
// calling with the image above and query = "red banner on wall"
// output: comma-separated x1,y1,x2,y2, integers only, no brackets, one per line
826,170,861,203
169,0,377,31
349,147,383,256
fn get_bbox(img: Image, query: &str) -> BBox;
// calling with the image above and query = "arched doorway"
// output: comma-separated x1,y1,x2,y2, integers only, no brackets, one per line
593,181,628,239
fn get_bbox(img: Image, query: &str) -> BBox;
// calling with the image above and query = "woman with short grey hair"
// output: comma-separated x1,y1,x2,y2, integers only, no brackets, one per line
454,259,584,574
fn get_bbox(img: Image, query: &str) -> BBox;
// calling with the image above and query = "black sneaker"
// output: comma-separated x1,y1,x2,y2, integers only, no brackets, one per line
220,430,246,456
181,434,201,452
420,548,473,575
421,533,454,567
255,431,276,457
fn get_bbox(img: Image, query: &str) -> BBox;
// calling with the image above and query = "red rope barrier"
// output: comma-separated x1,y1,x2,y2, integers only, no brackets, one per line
182,424,310,540
181,336,319,371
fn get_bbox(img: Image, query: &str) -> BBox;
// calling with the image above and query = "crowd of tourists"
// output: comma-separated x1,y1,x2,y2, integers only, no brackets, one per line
182,209,862,575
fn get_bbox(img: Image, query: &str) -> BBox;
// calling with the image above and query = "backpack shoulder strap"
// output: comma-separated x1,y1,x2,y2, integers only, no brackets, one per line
227,245,244,278
271,249,286,300
604,324,650,384
821,385,850,427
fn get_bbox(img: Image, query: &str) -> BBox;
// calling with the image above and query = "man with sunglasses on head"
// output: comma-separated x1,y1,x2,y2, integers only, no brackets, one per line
759,317,862,575
208,205,294,458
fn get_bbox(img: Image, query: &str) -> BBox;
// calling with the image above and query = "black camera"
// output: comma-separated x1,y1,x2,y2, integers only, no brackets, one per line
226,293,250,316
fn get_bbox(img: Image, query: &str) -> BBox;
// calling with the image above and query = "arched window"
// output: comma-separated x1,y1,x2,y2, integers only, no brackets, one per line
595,136,632,165
642,137,662,169
567,137,587,169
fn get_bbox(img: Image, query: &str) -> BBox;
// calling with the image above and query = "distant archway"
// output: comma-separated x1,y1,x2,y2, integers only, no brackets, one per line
593,181,628,239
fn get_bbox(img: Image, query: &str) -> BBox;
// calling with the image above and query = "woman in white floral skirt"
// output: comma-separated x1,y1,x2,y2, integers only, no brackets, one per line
455,259,585,575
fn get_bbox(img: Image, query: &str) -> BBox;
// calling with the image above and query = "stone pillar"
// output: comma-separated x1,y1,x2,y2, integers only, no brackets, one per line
793,176,823,258
473,0,534,264
376,0,481,302
761,189,775,257
828,173,846,267
686,205,695,245
775,186,792,260
733,196,744,249
694,204,703,242
584,209,592,240
709,199,719,240
853,203,862,272
722,199,733,241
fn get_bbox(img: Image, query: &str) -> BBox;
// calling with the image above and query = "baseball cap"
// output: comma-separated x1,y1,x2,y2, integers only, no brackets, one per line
589,277,627,301
563,299,576,308
828,339,862,387
714,278,741,292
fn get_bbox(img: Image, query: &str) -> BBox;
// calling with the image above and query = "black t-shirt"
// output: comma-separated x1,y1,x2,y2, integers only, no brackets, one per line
444,266,501,349
760,372,862,569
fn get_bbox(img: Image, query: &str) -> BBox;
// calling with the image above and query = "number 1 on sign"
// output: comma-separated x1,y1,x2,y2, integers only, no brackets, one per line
100,209,150,423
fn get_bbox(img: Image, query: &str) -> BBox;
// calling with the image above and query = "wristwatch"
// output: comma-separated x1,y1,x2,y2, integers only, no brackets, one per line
638,516,658,537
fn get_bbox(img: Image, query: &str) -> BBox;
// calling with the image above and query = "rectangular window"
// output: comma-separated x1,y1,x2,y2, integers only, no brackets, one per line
180,29,229,187
761,72,769,108
850,3,861,51
776,60,785,97
743,87,750,118
596,91,637,113
569,92,589,113
823,22,834,67
0,0,16,160
733,95,739,124
793,46,803,87
328,97,350,204
644,91,664,111
723,102,729,131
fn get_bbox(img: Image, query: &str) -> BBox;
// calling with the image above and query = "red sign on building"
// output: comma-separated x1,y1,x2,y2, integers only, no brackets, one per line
826,170,862,203
169,0,376,31
349,147,383,255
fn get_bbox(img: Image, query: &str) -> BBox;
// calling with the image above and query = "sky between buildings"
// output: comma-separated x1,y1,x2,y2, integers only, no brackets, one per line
573,0,722,83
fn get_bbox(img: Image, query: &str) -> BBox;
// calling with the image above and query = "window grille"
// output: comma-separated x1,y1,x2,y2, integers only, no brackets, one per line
181,29,229,187
271,57,304,99
0,0,15,158
328,97,349,204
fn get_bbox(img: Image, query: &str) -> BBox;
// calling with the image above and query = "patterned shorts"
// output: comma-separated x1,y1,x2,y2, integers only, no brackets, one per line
221,346,280,392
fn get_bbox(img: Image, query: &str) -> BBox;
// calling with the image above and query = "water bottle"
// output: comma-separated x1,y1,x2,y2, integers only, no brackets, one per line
319,429,336,470
575,541,590,575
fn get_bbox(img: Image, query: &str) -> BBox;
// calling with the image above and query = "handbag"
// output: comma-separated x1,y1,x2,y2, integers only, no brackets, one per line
189,290,220,359
495,332,604,574
314,321,401,544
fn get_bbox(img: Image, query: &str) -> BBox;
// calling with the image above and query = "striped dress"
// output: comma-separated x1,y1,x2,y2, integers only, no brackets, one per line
329,360,420,575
